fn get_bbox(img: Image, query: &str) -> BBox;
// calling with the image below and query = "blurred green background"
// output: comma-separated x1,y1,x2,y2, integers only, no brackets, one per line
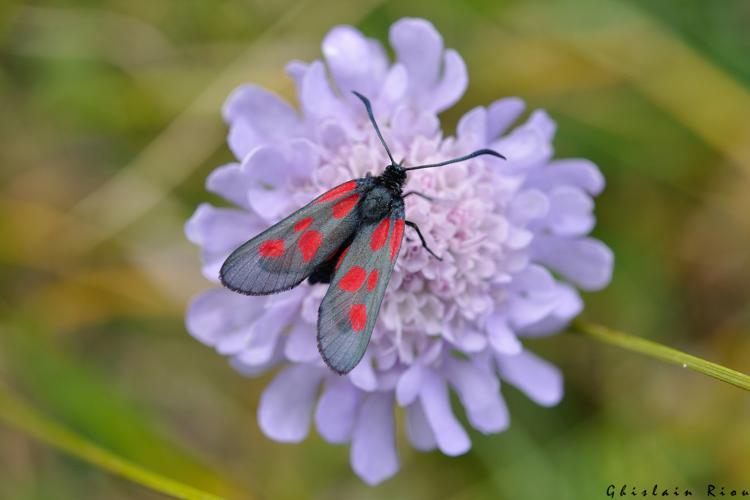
1,0,749,498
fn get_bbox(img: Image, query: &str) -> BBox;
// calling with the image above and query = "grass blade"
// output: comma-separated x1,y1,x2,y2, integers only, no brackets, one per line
571,320,750,391
0,385,225,500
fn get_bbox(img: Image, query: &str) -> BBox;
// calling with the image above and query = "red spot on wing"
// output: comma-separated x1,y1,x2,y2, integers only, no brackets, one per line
335,246,349,270
390,219,404,261
366,269,379,292
339,266,366,292
259,239,284,258
332,194,359,219
349,304,366,332
294,217,313,232
298,230,322,262
316,181,356,204
370,218,390,251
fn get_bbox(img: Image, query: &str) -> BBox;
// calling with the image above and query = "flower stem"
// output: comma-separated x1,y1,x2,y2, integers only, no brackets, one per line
0,385,225,500
570,320,750,391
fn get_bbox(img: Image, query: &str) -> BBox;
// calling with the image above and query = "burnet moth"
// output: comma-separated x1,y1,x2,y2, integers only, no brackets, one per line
220,92,505,374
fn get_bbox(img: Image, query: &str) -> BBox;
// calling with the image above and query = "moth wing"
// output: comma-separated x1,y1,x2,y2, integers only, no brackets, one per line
220,180,365,295
317,206,405,374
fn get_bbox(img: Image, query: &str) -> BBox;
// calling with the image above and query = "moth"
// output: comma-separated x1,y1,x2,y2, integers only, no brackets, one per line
220,92,504,374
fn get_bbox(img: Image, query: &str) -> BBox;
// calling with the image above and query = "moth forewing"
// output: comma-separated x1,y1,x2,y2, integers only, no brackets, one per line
219,180,366,295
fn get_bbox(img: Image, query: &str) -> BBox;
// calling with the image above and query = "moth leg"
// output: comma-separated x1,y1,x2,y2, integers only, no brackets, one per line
403,191,434,202
405,220,442,261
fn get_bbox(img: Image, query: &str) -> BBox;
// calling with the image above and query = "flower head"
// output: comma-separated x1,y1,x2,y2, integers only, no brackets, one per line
186,17,613,485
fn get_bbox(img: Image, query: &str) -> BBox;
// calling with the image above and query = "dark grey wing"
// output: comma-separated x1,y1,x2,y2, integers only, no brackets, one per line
317,205,405,374
220,180,365,295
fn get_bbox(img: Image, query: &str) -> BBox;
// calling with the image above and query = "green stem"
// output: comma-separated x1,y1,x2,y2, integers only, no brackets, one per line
0,385,225,500
571,320,750,392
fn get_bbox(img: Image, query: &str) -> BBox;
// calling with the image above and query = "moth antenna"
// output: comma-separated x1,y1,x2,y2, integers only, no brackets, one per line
352,91,397,165
404,148,505,171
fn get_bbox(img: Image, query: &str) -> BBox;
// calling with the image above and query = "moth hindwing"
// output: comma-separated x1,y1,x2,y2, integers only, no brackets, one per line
317,206,405,374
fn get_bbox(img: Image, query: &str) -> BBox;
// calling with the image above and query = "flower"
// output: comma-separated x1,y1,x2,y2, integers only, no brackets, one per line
185,17,613,485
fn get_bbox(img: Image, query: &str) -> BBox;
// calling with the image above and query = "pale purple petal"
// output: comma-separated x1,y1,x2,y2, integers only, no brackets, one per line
509,189,549,223
495,131,548,173
419,370,470,456
230,345,284,376
508,295,560,330
396,364,423,406
457,106,487,149
300,60,353,127
317,119,350,151
265,284,308,309
243,146,295,221
258,365,325,442
214,325,252,356
374,63,408,114
406,401,437,451
427,49,467,113
299,286,325,324
227,120,260,162
445,357,509,433
487,97,526,140
390,18,467,112
452,327,487,352
486,313,522,355
528,158,605,196
532,235,614,291
517,284,583,337
284,320,318,362
285,59,308,89
494,110,555,172
542,186,595,236
497,350,563,407
315,378,359,444
223,85,303,158
235,304,296,364
506,266,561,328
466,391,509,434
390,18,443,94
322,25,387,98
526,109,557,142
512,264,557,294
186,288,264,347
185,203,259,252
348,352,377,392
351,393,399,485
390,105,440,143
205,163,250,209
185,203,263,280
286,138,321,179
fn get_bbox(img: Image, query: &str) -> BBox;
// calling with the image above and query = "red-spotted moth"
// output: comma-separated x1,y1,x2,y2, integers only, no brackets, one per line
220,92,504,374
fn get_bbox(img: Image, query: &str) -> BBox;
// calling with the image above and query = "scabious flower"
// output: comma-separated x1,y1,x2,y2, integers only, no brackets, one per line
185,17,613,484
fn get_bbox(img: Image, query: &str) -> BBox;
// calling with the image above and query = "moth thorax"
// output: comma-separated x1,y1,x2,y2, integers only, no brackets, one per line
361,187,394,222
